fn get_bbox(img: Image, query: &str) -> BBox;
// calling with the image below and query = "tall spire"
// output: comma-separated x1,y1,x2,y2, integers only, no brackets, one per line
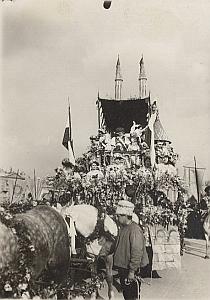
115,55,123,100
139,55,147,99
154,111,171,143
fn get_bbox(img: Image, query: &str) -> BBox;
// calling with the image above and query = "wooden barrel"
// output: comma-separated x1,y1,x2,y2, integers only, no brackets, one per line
0,205,70,283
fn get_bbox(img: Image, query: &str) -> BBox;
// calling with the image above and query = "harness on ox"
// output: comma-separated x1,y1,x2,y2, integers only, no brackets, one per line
61,204,118,258
60,204,118,300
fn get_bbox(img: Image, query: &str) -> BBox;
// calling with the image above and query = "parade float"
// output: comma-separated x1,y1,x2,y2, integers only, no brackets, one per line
49,57,189,289
0,57,189,299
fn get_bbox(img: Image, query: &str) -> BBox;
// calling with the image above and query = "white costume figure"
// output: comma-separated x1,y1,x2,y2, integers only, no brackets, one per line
86,161,104,182
130,121,148,143
138,157,153,180
100,132,112,151
111,136,130,151
111,127,130,151
106,154,127,179
61,158,81,181
155,156,178,202
127,137,140,166
97,129,106,149
127,137,140,152
155,155,177,177
63,169,81,181
155,165,177,178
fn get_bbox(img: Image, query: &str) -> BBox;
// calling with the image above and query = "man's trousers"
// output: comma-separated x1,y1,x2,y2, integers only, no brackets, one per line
118,268,141,300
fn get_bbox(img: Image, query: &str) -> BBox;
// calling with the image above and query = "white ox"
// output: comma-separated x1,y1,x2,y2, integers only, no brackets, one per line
60,204,139,300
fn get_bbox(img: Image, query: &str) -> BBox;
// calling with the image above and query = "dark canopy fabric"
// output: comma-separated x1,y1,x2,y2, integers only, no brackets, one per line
99,97,150,134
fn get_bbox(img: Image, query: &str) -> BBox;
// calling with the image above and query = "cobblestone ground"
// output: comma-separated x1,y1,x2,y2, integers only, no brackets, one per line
99,238,210,300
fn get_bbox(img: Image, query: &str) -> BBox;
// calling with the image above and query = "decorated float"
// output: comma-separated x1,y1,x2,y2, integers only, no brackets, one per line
0,57,189,299
48,57,189,286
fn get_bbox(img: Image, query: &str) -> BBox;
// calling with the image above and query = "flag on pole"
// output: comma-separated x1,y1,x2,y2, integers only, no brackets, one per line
194,156,205,204
62,102,75,166
148,110,157,168
184,165,205,199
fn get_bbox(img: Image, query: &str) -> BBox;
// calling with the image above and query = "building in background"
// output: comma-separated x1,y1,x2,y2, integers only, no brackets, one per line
0,169,26,205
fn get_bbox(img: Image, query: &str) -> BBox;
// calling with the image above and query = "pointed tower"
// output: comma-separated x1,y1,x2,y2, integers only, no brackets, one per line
115,55,123,100
139,56,147,99
154,111,171,143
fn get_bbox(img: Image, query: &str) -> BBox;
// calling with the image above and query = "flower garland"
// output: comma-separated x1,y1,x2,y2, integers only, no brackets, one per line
0,209,106,299
0,210,35,298
50,163,189,229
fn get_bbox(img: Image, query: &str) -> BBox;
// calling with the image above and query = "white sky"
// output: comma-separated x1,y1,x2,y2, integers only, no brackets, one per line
1,0,210,179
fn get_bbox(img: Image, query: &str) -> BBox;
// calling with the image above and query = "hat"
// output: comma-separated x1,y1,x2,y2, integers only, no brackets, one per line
62,158,74,168
89,160,99,166
205,185,210,193
116,200,134,216
113,153,124,160
115,127,125,134
90,135,98,140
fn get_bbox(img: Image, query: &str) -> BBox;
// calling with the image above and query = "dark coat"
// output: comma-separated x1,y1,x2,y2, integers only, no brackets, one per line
114,222,148,272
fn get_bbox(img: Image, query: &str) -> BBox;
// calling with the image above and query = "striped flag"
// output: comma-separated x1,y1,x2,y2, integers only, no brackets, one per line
148,110,157,168
62,102,75,166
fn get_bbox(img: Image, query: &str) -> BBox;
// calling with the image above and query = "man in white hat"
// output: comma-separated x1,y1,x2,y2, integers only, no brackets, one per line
114,200,148,300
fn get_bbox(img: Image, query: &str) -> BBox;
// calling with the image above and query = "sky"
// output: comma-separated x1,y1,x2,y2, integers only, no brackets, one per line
1,0,210,180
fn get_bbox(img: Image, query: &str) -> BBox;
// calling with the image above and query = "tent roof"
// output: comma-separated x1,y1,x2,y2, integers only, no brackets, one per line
99,97,150,134
154,114,171,142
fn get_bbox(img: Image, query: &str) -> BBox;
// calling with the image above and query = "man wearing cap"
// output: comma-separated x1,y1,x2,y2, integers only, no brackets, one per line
114,200,148,300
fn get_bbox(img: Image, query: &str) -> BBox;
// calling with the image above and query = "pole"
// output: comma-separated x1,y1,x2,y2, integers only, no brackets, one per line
183,165,205,171
33,169,37,200
68,97,72,149
194,156,200,211
183,166,186,182
68,98,75,152
36,177,41,200
11,169,19,204
97,95,101,130
67,98,76,166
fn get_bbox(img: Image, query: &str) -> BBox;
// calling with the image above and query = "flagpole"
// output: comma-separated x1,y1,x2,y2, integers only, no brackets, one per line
194,156,200,213
11,169,19,204
67,98,75,165
34,169,37,200
68,97,72,148
97,92,101,130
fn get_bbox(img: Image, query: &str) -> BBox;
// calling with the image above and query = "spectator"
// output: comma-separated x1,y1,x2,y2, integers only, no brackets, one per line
114,200,149,300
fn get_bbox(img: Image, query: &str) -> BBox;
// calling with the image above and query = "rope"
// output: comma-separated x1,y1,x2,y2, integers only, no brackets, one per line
136,278,141,300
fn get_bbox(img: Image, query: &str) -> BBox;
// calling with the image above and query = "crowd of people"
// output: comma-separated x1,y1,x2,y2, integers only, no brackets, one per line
85,122,178,175
48,122,179,209
87,124,149,168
